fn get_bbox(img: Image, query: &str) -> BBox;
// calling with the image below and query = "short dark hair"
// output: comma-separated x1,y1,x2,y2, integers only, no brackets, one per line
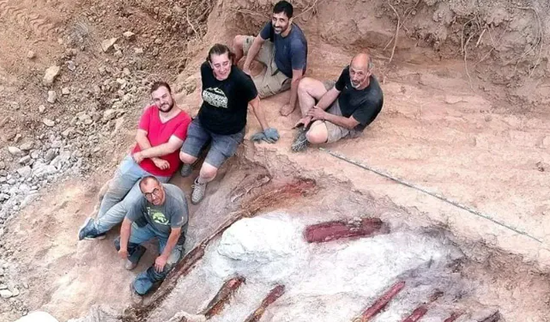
206,43,236,64
139,175,160,191
273,1,293,18
150,81,172,94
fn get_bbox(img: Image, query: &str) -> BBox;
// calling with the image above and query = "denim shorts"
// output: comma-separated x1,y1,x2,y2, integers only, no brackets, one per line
181,118,245,168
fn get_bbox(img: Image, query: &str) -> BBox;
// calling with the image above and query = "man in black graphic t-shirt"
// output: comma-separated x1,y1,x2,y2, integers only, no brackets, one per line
180,44,279,204
291,52,384,152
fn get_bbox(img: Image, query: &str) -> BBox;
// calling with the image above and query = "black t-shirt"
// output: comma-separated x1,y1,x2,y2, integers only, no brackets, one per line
198,62,258,135
334,67,384,131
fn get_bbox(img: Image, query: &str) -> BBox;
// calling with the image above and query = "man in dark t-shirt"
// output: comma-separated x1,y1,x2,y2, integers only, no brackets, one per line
233,1,308,116
179,44,279,204
291,52,384,152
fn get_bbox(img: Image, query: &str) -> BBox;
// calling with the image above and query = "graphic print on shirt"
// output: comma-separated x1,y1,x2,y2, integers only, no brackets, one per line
147,207,169,225
203,87,228,108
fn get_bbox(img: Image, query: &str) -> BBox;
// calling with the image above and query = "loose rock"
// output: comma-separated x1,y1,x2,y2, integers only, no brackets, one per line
47,91,57,104
20,142,33,151
38,105,46,113
101,37,118,52
123,31,136,40
43,118,55,127
17,166,32,178
0,289,12,298
8,146,23,156
43,65,61,86
27,51,36,59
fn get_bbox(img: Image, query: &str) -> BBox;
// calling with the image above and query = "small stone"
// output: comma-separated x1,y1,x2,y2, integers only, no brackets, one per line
10,287,19,297
0,290,13,299
47,91,57,104
114,50,123,58
20,142,33,151
102,109,116,122
0,284,6,290
38,105,46,113
61,87,70,96
123,31,136,40
42,118,55,127
44,149,57,162
27,51,36,59
101,37,118,52
67,60,76,71
0,161,5,170
154,38,162,44
43,65,61,86
17,166,32,178
8,146,23,156
18,156,31,164
61,127,75,137
134,47,144,55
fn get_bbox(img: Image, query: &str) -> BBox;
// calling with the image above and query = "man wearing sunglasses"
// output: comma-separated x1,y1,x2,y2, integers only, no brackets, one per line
114,176,188,296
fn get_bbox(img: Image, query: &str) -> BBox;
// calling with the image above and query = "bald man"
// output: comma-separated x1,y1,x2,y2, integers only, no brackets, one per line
291,52,384,151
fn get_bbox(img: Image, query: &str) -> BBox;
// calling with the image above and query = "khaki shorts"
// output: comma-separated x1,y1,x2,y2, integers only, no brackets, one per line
322,80,362,143
243,36,291,98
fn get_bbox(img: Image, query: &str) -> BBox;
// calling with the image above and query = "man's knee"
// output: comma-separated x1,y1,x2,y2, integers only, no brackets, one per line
179,151,197,164
200,163,218,180
306,123,329,144
298,77,315,94
233,35,244,50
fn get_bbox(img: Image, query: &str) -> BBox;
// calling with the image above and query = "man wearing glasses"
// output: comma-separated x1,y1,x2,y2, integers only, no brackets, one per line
114,176,188,296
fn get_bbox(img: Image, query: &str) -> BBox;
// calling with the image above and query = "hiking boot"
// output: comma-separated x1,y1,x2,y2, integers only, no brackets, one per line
78,217,106,241
291,128,309,152
180,163,193,177
124,245,146,270
125,260,138,270
191,178,207,204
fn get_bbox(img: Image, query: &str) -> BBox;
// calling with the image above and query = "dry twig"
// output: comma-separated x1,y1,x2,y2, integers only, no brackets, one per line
387,0,401,64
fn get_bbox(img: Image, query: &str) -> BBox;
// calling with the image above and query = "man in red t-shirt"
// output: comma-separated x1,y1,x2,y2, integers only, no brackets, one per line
79,81,191,240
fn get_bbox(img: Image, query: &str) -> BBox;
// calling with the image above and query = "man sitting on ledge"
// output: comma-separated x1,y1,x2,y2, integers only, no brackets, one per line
291,51,384,152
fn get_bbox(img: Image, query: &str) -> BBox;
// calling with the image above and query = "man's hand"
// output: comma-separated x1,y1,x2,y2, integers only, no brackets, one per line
242,67,251,75
118,248,129,260
280,103,295,116
306,106,327,121
154,255,168,272
152,158,170,170
294,116,313,129
132,152,145,164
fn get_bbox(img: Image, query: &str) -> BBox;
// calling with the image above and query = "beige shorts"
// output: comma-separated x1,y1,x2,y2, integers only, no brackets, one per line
322,80,362,143
243,36,291,98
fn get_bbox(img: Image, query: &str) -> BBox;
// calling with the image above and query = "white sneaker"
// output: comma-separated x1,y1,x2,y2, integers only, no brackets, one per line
191,178,207,204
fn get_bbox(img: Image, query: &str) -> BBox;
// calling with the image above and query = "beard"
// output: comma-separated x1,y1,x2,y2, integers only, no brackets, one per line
159,102,174,113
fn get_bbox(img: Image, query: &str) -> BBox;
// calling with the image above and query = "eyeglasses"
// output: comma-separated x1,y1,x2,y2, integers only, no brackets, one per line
143,188,161,201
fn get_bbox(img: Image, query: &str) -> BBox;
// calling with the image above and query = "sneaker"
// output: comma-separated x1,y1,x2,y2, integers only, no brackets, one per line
291,128,309,152
180,163,193,177
125,259,138,270
191,178,207,204
78,217,106,241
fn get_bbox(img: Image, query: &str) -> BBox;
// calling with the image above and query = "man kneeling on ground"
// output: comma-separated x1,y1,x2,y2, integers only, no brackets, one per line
115,176,188,296
291,52,384,151
78,82,191,240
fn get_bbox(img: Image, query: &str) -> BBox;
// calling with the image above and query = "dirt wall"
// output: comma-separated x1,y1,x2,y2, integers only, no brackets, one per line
205,0,550,107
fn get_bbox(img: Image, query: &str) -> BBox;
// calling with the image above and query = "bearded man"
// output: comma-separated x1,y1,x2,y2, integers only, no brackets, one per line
79,81,191,240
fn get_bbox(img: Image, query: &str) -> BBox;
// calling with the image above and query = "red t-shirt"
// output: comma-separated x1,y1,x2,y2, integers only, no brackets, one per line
131,106,191,177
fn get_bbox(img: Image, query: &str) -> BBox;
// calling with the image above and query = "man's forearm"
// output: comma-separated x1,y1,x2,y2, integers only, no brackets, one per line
316,89,340,111
161,231,181,259
324,113,356,130
139,144,174,158
288,77,300,109
250,98,269,130
119,219,132,251
243,39,262,70
136,133,153,151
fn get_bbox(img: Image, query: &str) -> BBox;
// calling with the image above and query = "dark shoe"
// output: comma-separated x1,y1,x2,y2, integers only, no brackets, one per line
180,163,193,177
78,218,106,241
291,128,309,152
